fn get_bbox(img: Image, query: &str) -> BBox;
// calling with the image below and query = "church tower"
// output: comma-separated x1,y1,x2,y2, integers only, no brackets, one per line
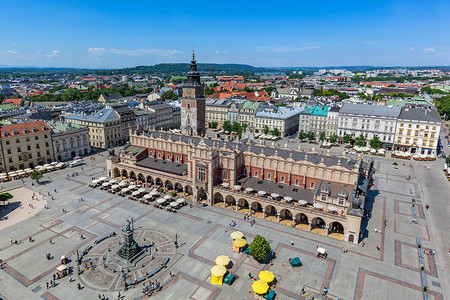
181,49,206,136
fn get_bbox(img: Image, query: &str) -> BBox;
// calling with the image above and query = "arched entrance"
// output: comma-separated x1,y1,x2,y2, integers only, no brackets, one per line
129,171,136,180
174,183,183,196
264,205,277,222
251,202,263,218
197,188,207,203
311,217,326,236
184,185,193,200
165,180,173,191
155,178,163,187
213,192,223,206
71,151,76,158
237,198,249,212
225,195,236,210
295,213,309,230
146,175,153,185
329,221,345,241
279,209,293,226
137,173,145,183
113,168,120,178
121,169,128,179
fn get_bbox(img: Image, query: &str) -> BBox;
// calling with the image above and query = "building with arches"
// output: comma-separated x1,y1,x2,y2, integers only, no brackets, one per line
106,129,374,244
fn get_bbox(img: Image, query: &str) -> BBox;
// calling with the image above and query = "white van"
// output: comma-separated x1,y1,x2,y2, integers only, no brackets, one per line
69,159,84,167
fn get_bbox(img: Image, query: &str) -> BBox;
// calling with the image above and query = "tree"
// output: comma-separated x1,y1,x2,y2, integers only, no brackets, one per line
306,131,316,142
263,126,270,135
30,170,43,183
231,122,241,133
298,130,306,141
355,134,367,147
343,134,353,145
248,235,271,261
329,134,338,144
369,135,382,149
161,90,174,99
243,86,255,92
271,128,280,136
210,121,218,129
171,93,178,100
0,192,13,205
388,84,396,87
222,121,232,132
319,132,326,142
242,123,248,132
205,86,215,95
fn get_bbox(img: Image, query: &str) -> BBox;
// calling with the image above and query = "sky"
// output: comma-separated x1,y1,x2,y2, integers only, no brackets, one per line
1,0,450,68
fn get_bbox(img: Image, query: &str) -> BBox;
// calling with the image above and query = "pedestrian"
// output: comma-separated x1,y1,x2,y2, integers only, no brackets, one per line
118,291,121,299
77,283,81,290
248,272,252,279
291,241,294,245
46,282,49,289
49,239,52,244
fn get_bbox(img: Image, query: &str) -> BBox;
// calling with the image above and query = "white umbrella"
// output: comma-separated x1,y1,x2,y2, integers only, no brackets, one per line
109,179,117,184
138,188,146,193
233,185,241,190
92,179,99,184
17,171,25,175
150,190,158,196
111,184,120,190
370,149,376,153
121,188,130,193
144,194,152,199
176,198,186,204
258,190,266,195
51,162,58,166
46,166,53,170
170,202,178,207
102,182,111,187
0,175,6,180
132,191,140,196
164,194,172,200
271,193,279,198
56,163,64,168
328,206,337,211
222,183,229,187
245,188,254,192
24,168,32,172
9,171,17,176
119,181,128,187
313,203,323,209
284,197,293,202
43,164,51,168
99,177,106,182
156,198,166,204
0,173,6,176
128,185,136,190
298,200,308,205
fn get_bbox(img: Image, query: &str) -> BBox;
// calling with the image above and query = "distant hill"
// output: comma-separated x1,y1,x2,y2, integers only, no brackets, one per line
116,63,269,75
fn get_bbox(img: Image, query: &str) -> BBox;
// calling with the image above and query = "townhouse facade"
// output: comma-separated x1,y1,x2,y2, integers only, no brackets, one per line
254,107,303,136
50,123,91,161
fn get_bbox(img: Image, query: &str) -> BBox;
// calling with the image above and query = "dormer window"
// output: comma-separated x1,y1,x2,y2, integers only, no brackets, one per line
2,131,9,137
31,127,38,132
12,130,19,135
22,128,29,134
41,126,48,131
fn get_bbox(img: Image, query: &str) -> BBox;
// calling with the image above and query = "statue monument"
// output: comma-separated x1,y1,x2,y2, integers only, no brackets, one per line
116,219,143,263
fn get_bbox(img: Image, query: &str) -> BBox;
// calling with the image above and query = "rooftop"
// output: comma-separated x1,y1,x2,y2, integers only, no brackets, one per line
340,103,401,118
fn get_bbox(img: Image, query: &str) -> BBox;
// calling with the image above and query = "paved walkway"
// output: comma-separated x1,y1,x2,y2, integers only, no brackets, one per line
0,150,448,300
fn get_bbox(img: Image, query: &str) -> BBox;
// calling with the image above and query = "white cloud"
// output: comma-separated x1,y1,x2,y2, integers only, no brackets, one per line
424,47,435,54
45,50,60,58
88,47,106,56
215,50,228,54
7,50,18,54
88,48,181,56
408,46,417,52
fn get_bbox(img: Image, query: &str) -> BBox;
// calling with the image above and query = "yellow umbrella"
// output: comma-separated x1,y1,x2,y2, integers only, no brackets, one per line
233,238,247,248
259,270,275,283
215,255,230,266
230,231,244,239
210,265,227,277
252,279,269,294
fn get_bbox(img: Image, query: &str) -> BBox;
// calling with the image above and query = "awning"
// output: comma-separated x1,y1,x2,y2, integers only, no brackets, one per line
156,198,166,204
328,206,337,211
233,185,241,190
258,190,266,195
144,194,152,199
222,183,229,187
271,193,279,198
245,188,253,192
298,200,307,205
313,203,323,209
284,197,293,202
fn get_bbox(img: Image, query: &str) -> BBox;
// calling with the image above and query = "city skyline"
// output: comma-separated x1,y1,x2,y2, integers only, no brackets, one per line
1,0,450,68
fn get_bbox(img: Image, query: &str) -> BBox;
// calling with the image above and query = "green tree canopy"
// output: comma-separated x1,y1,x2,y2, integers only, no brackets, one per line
0,192,13,205
222,120,232,132
343,134,353,145
319,132,326,141
210,121,218,129
248,235,271,261
263,125,270,135
369,136,382,149
329,134,338,144
298,130,306,141
306,131,316,142
30,170,43,183
271,128,280,136
355,134,367,147
205,86,215,95
161,90,175,100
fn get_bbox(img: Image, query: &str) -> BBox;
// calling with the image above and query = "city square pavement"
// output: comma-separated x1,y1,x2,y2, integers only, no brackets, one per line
0,148,449,300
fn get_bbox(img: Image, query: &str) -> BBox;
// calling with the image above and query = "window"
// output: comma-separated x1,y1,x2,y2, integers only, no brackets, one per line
18,155,22,161
431,133,435,138
5,141,9,145
280,176,285,183
36,144,40,149
339,199,344,205
28,153,32,159
406,130,411,136
17,147,21,152
45,142,49,147
432,126,436,130
310,182,315,189
7,149,11,154
187,103,191,109
37,151,41,157
26,137,30,141
46,150,50,155
176,156,179,162
321,194,327,201
295,179,299,186
35,136,39,140
27,145,31,150
16,138,19,143
400,123,404,127
416,124,420,128
222,170,228,180
425,126,429,130
158,153,161,158
267,173,271,180
408,124,412,128
254,171,258,177
44,134,48,138
198,167,206,181
8,157,13,163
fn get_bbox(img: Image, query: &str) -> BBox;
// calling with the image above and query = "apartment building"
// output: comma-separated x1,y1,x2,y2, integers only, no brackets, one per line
50,122,91,161
0,121,54,172
254,107,303,136
206,99,231,128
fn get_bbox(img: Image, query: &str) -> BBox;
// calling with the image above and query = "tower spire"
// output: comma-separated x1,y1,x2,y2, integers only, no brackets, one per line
192,47,195,60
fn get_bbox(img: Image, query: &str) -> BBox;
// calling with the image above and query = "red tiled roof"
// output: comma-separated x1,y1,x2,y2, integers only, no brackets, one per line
0,121,51,138
3,98,21,105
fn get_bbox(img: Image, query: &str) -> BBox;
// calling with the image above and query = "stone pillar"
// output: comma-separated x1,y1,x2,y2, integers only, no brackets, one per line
183,187,186,197
277,212,280,223
292,216,296,227
308,220,312,231
235,201,238,211
325,224,329,236
223,198,226,208
262,208,266,218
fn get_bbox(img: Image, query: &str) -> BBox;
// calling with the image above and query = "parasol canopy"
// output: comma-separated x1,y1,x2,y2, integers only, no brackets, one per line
176,198,186,204
258,190,266,195
313,203,323,209
252,280,269,294
156,198,166,204
98,177,106,181
259,270,275,283
328,206,337,211
144,194,152,199
298,200,308,205
245,188,254,192
233,238,247,248
230,231,244,239
271,193,279,198
210,265,227,277
215,255,230,266
164,194,172,200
